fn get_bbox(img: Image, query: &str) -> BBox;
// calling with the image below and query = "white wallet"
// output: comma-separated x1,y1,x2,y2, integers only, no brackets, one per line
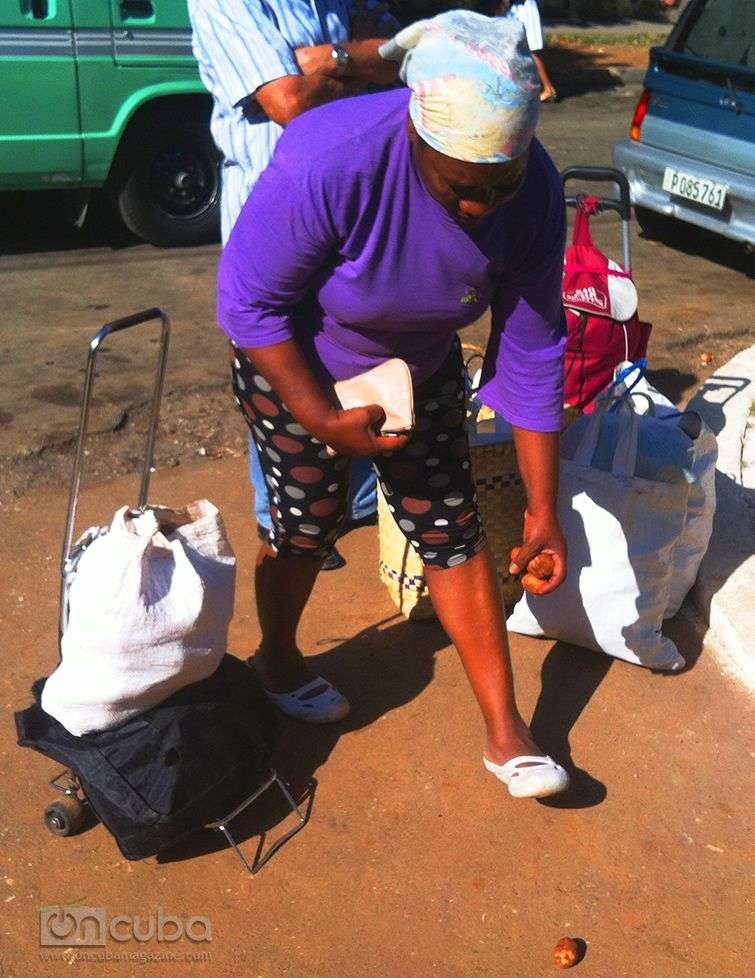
334,358,414,432
328,359,415,453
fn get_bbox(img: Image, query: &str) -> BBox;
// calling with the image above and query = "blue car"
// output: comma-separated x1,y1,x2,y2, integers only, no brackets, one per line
613,0,754,247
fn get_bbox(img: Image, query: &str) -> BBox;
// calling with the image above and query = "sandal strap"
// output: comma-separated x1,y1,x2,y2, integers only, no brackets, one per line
498,754,559,780
265,676,335,702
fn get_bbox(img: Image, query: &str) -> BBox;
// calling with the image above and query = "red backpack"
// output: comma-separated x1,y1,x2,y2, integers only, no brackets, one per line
563,196,652,411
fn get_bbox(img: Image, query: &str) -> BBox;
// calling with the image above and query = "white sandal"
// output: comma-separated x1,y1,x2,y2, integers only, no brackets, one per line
483,754,570,799
254,669,351,724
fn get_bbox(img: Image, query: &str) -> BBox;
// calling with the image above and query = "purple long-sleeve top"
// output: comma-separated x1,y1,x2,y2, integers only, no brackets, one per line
218,88,567,432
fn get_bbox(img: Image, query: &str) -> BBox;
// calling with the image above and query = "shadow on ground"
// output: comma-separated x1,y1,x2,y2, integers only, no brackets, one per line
646,367,699,405
0,190,210,256
0,191,137,255
158,613,445,866
638,218,755,279
541,44,630,100
530,641,611,809
159,611,617,866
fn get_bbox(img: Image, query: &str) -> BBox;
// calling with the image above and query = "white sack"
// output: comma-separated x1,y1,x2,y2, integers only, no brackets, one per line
507,391,691,670
607,366,718,617
664,416,717,616
41,499,236,736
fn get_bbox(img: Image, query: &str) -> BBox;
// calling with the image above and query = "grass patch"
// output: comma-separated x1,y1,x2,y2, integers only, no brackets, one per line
545,31,667,47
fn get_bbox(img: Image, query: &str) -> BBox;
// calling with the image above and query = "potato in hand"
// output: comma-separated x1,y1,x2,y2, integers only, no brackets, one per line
521,572,549,594
525,552,555,581
510,547,556,594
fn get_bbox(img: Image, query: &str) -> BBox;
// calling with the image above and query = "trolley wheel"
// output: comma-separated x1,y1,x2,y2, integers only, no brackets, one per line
43,796,85,837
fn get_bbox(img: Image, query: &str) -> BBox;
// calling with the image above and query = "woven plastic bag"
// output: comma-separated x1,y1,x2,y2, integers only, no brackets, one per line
378,490,435,620
41,500,236,736
507,380,694,670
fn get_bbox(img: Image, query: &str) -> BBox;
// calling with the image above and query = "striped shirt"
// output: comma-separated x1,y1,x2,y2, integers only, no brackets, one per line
188,0,387,241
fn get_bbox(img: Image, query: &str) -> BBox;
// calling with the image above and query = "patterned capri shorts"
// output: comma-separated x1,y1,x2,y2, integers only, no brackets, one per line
230,340,487,570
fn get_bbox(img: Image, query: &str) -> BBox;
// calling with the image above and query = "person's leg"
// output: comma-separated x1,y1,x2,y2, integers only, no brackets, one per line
242,378,376,546
532,52,557,102
347,457,378,526
230,346,350,691
248,381,349,569
248,431,273,534
374,343,543,768
254,542,325,691
424,549,540,765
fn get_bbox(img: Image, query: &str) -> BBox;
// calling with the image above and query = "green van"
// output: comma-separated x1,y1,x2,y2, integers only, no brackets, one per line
0,0,220,245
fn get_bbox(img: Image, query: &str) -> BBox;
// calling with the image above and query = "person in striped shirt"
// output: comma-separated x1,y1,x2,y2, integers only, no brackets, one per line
188,0,398,567
505,1,557,101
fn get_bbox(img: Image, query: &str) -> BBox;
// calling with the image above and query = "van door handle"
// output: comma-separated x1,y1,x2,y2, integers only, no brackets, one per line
120,0,154,19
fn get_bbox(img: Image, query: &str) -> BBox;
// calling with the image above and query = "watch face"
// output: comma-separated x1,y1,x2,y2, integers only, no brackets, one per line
333,45,349,72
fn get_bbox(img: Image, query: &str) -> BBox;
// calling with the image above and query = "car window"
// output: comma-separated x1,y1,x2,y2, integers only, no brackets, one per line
681,0,755,68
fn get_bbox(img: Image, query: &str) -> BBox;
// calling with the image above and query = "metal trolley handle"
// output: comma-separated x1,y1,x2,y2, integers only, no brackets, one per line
59,308,170,638
561,166,633,273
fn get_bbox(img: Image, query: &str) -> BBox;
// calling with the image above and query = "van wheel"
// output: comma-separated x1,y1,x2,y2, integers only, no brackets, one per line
116,121,221,247
635,205,677,242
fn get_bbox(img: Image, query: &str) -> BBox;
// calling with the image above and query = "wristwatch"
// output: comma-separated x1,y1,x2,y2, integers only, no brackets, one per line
331,44,350,77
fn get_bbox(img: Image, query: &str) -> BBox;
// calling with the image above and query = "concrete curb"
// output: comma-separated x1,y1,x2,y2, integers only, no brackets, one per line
687,344,755,694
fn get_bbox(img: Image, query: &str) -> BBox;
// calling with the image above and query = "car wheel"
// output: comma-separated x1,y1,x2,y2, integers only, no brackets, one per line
634,205,678,242
116,121,221,247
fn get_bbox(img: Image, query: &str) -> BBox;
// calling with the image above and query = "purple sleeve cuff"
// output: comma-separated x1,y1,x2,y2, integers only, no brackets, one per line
217,289,295,349
480,182,567,433
477,327,566,433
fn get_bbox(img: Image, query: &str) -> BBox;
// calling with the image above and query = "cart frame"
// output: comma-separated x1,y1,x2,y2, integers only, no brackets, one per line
50,308,309,873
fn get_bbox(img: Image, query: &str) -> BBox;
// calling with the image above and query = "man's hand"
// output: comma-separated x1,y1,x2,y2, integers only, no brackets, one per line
509,509,567,595
295,45,336,76
255,73,361,126
351,0,395,40
318,404,412,458
295,37,398,85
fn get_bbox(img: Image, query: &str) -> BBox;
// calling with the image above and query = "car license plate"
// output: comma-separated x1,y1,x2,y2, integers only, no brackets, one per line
662,167,728,211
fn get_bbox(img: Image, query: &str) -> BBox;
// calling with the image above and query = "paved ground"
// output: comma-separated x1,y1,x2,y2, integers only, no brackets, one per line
1,61,753,504
2,457,754,978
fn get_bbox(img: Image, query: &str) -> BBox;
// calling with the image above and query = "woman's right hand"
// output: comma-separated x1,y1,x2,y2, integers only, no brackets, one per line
239,341,411,457
319,404,412,457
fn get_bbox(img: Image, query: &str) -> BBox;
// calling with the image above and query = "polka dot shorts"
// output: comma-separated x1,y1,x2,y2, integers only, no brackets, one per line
230,340,487,569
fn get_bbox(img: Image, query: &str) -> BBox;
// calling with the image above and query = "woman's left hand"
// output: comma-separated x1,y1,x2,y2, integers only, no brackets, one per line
509,510,567,595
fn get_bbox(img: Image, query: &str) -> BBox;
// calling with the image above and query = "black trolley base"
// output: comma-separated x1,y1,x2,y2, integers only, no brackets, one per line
45,765,313,874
